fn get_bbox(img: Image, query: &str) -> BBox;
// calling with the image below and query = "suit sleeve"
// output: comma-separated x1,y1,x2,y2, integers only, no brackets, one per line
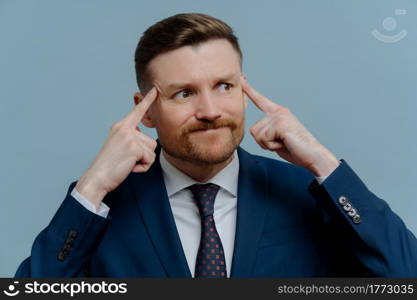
308,159,417,277
15,181,110,277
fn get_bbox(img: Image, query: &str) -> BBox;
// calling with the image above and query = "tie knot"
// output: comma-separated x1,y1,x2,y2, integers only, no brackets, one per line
187,183,220,217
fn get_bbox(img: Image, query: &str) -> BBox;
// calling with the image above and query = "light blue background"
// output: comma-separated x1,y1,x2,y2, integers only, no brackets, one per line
1,0,416,277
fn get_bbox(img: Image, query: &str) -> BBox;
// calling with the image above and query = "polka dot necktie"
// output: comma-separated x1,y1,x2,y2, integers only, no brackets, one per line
188,183,227,278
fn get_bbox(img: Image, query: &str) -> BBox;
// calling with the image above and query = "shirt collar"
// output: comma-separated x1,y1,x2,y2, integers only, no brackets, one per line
159,148,239,198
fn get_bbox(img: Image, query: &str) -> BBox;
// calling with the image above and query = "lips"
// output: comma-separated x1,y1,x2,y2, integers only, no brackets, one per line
193,127,227,133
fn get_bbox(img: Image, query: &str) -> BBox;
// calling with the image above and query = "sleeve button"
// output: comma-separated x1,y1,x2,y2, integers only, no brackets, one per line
343,203,352,211
57,251,66,261
68,230,77,239
348,208,357,217
353,214,361,224
338,196,348,205
65,237,75,244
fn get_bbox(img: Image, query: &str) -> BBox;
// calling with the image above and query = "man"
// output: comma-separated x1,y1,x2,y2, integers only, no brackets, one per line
16,13,417,277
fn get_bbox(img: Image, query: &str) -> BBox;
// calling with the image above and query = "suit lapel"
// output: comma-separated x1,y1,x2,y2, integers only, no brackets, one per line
129,142,269,278
230,147,269,277
131,142,192,277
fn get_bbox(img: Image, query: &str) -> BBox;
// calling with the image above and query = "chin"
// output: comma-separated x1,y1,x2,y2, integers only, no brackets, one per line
192,145,235,165
189,132,235,161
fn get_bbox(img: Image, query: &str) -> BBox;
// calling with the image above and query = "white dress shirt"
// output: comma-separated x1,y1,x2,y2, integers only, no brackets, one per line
158,149,238,277
71,150,329,277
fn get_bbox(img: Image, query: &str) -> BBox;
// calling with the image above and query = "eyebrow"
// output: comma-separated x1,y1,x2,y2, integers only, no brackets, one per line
163,72,239,94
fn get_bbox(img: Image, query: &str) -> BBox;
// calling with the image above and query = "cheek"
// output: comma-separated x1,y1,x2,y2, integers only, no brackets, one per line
228,90,246,114
155,103,193,130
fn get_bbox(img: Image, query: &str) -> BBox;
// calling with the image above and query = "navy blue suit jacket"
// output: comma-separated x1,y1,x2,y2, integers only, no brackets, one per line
15,144,417,277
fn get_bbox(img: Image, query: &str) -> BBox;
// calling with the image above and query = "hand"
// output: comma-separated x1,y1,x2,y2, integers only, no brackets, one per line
75,87,158,208
241,77,340,177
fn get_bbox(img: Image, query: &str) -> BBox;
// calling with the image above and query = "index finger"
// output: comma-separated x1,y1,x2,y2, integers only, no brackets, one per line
124,86,158,126
241,77,281,114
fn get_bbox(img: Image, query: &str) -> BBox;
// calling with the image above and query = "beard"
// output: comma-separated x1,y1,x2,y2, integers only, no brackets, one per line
158,116,245,166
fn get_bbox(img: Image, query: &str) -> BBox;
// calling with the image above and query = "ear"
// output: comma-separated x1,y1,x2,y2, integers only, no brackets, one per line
133,92,156,128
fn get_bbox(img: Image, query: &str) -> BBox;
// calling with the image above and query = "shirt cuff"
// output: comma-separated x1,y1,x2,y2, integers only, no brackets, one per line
70,187,110,218
315,159,343,184
315,175,328,184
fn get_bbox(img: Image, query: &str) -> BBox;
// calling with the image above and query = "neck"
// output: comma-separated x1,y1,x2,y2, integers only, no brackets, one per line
162,150,234,182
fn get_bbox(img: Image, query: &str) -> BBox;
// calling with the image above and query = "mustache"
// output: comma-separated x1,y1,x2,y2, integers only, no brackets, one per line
185,119,238,133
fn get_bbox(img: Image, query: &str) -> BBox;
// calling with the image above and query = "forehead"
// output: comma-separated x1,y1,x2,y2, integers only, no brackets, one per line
147,39,241,88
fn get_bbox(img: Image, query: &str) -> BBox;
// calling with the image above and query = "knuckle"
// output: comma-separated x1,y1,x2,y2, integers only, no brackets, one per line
280,106,290,114
111,121,122,131
141,155,151,165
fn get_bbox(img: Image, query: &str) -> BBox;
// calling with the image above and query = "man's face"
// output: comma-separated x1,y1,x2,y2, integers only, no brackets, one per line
140,39,246,165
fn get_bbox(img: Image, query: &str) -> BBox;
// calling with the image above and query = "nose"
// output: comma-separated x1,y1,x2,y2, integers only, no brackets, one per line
193,90,222,121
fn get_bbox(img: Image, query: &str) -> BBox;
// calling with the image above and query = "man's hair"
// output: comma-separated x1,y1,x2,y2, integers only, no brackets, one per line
134,13,243,93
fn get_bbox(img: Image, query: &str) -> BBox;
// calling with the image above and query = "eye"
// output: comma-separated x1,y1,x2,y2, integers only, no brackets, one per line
218,82,233,92
173,89,194,100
